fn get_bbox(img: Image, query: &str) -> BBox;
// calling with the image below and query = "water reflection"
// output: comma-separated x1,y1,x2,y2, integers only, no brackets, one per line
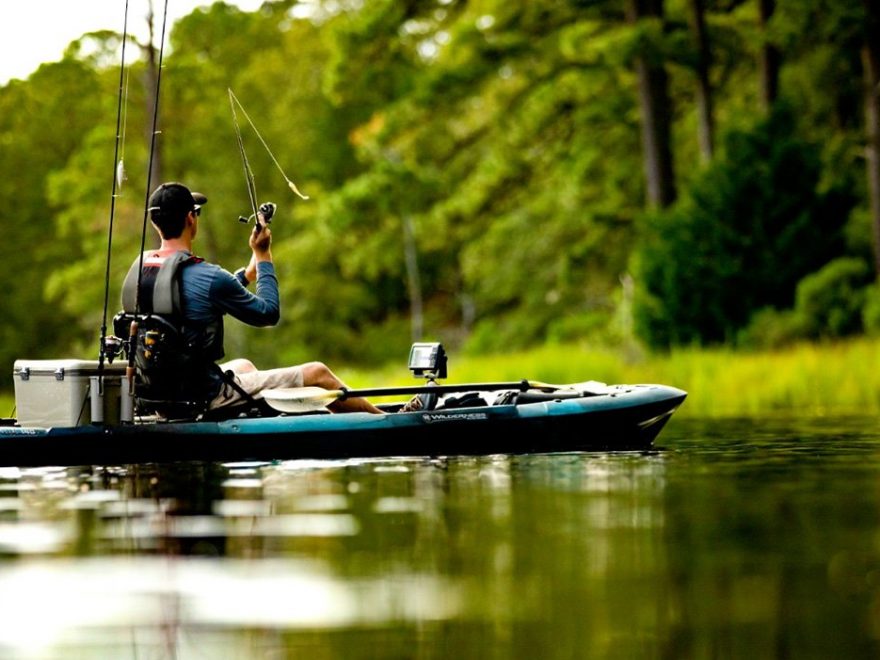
0,418,879,657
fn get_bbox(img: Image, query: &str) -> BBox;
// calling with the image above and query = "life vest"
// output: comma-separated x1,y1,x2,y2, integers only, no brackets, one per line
118,250,224,416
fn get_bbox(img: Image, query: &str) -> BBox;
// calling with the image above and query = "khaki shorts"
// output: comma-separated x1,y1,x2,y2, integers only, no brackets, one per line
209,360,305,410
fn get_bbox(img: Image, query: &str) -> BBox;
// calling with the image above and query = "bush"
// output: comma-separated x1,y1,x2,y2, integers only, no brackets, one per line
633,104,856,348
737,307,806,348
863,285,880,335
793,257,873,338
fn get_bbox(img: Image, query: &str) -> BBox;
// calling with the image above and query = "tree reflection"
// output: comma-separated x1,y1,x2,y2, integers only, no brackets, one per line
1,422,880,657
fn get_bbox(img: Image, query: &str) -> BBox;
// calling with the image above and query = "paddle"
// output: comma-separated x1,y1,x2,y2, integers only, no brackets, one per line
260,380,609,414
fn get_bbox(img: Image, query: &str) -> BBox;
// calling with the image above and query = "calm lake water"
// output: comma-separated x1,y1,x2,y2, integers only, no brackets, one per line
1,416,880,659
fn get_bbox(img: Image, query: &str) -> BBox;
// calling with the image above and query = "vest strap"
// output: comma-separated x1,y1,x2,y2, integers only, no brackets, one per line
121,250,197,315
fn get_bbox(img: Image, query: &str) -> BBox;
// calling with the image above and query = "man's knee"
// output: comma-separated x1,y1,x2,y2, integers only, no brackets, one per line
223,358,257,374
301,361,339,389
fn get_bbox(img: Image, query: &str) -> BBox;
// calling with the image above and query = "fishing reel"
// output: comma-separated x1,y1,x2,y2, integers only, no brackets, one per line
238,202,276,232
101,334,127,364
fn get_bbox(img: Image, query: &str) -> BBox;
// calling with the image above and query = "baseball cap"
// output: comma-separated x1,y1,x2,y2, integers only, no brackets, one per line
148,182,208,219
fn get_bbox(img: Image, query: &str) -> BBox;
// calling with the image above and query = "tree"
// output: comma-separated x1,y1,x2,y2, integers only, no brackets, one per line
627,0,677,207
0,60,106,386
689,0,715,161
863,0,880,277
758,0,780,109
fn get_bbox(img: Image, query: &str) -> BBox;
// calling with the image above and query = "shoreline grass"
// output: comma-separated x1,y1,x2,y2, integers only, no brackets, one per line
2,337,878,419
345,337,880,418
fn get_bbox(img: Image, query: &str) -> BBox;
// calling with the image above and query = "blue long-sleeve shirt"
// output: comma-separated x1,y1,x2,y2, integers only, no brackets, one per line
181,260,280,328
180,259,280,399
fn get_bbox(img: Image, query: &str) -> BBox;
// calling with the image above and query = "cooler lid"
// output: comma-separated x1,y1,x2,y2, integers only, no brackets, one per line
13,359,126,380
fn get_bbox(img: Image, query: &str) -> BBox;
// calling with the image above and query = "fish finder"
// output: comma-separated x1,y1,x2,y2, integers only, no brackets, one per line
408,342,447,380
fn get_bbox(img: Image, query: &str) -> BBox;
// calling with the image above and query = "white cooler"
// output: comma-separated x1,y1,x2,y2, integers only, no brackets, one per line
13,359,127,428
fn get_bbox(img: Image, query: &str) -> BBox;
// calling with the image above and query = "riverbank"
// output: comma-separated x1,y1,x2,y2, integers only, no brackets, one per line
3,337,878,419
349,336,880,418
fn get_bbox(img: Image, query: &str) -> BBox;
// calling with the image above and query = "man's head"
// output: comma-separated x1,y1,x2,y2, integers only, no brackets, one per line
148,182,208,239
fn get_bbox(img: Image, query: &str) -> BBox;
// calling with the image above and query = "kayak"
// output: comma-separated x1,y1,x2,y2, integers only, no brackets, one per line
0,380,686,467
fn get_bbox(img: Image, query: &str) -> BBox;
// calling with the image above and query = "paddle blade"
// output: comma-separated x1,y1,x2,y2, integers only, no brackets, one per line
564,381,610,394
260,387,343,413
524,380,609,394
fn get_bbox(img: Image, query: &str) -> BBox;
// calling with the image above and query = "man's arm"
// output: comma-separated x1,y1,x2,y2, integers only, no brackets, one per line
212,212,279,326
210,263,280,326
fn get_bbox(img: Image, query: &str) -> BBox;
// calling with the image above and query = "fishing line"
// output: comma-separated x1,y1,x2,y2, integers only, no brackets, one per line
229,89,260,227
98,0,131,377
228,88,309,200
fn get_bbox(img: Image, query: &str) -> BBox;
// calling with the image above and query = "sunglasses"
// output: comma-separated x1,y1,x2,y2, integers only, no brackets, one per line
193,207,202,217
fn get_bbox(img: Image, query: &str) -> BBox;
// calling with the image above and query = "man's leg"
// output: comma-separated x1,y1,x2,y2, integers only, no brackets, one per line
214,360,383,414
300,362,383,414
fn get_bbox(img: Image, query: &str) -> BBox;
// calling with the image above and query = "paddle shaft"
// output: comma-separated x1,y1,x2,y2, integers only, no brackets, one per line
336,380,546,400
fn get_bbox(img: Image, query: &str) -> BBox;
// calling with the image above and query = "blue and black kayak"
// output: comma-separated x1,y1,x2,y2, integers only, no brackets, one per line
0,380,686,467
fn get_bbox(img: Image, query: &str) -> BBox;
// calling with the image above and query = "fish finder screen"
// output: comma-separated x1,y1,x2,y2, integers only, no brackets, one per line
409,344,437,370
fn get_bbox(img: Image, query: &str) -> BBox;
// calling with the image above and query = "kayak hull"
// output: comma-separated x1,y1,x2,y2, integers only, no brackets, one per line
0,384,686,467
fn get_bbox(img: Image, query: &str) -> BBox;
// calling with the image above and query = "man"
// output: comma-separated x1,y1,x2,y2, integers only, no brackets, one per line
124,181,382,415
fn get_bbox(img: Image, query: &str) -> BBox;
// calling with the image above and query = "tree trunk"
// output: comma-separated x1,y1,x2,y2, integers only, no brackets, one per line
758,0,780,111
143,1,163,249
864,0,880,277
627,0,677,208
402,214,424,342
690,0,714,162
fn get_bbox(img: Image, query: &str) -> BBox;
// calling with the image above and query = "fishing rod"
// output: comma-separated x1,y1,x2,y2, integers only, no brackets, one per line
123,0,172,413
97,0,131,385
227,88,308,232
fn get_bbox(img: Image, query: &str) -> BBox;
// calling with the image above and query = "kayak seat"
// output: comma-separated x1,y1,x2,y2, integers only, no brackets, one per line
199,398,279,421
137,397,278,422
136,397,208,422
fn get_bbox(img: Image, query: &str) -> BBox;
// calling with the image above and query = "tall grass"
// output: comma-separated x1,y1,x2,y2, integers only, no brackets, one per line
345,337,880,418
0,392,14,419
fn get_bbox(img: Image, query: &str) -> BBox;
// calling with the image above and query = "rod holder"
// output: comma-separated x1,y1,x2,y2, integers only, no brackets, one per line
120,377,134,424
89,376,104,424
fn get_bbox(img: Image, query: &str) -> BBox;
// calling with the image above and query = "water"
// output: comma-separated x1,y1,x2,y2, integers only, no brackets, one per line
1,417,879,658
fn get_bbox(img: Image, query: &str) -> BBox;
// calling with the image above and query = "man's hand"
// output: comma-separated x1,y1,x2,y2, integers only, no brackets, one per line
249,211,273,262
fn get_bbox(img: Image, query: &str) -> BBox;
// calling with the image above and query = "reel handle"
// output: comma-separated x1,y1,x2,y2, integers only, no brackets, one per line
238,201,276,233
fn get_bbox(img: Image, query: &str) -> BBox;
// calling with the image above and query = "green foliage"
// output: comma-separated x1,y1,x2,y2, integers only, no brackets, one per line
0,59,107,388
862,285,880,336
322,0,646,354
736,307,805,349
633,105,857,348
0,0,876,385
739,257,875,347
793,256,873,338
